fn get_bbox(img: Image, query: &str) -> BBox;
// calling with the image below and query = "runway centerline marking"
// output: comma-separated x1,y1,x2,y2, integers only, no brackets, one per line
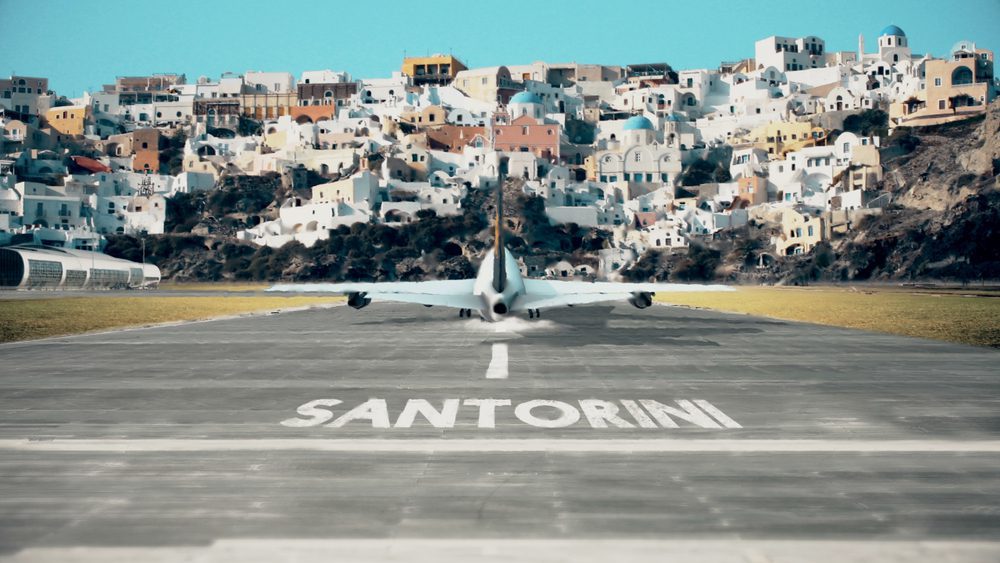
485,343,509,379
5,439,1000,453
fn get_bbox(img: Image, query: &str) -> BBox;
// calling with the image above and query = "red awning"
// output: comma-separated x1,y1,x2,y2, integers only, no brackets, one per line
71,156,111,173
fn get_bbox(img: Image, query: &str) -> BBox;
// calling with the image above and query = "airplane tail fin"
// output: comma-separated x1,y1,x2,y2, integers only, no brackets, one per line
492,174,506,293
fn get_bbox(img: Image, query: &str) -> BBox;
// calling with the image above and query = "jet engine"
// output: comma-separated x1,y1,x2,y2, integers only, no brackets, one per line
492,302,509,315
628,291,654,309
347,292,371,310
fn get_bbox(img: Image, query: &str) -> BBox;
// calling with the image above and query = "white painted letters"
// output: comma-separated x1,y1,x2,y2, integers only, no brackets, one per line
394,399,461,428
619,399,659,429
463,399,511,429
280,399,343,428
282,398,741,431
694,399,744,429
327,399,391,428
639,399,722,429
579,399,636,429
514,400,581,428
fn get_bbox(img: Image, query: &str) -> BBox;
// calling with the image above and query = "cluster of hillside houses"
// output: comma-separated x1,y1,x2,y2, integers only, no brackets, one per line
1,27,995,278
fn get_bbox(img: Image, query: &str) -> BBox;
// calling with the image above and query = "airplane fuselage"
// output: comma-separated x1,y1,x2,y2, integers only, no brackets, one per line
473,248,525,322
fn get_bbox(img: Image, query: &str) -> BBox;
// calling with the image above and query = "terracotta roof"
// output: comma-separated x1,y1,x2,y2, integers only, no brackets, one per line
634,211,657,228
70,156,111,173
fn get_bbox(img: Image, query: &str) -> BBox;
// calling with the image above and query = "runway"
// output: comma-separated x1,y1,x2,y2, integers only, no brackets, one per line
0,302,998,562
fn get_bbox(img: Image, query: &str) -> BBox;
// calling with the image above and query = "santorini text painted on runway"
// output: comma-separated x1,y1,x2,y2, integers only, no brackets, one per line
281,398,742,429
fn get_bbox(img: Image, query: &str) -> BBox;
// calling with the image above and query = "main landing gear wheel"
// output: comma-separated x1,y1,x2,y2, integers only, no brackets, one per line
528,309,541,319
459,308,472,318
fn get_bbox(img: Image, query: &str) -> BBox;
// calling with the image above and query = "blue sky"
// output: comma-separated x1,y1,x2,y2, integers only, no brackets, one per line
1,0,998,97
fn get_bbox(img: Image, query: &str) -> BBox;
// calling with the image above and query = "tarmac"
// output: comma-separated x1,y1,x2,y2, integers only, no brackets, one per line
0,301,998,562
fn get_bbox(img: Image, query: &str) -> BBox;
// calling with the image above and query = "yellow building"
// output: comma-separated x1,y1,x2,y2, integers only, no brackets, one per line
739,120,827,156
402,55,467,86
45,105,88,136
453,66,518,104
890,42,994,127
775,209,824,256
844,144,882,191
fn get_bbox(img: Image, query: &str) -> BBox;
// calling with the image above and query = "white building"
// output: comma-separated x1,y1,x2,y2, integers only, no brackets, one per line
755,35,828,72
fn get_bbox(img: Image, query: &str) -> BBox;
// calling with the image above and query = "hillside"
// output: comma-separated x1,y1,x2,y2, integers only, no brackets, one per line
104,104,1000,285
830,102,1000,282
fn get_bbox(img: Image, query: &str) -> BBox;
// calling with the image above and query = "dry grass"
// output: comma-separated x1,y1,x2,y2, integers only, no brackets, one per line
157,282,271,292
0,295,342,343
656,286,1000,348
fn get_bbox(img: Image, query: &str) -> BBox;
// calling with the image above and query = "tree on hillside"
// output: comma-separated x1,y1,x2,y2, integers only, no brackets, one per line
843,109,888,137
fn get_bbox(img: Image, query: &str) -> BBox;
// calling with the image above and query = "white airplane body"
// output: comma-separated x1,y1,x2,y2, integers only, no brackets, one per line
268,178,732,321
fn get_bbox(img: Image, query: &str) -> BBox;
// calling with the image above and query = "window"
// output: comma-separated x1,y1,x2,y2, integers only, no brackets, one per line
27,260,62,287
89,268,128,288
938,100,946,110
934,78,942,87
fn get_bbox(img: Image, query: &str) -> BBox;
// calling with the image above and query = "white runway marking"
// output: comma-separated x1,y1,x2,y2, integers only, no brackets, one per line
485,343,509,379
4,539,999,563
5,439,1000,453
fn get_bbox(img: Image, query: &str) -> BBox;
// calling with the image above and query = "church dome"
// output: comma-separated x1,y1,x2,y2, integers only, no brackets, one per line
509,91,543,105
879,25,905,37
623,116,655,130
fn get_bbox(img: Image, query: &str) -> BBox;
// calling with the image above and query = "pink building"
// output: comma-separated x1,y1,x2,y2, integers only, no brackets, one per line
493,115,560,162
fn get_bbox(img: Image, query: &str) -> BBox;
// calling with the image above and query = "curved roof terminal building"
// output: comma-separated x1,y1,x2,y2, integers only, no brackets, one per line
0,245,160,290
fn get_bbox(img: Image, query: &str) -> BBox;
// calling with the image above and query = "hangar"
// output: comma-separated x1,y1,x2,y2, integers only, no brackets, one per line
0,244,159,289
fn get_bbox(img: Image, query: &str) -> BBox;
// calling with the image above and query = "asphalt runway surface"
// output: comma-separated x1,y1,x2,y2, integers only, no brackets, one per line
0,302,998,562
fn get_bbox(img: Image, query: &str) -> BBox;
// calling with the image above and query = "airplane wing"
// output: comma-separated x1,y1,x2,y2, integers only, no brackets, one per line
514,279,733,311
268,280,482,310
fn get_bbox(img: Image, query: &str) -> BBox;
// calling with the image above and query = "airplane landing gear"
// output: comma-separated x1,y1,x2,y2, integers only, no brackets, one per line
459,308,472,318
528,309,541,319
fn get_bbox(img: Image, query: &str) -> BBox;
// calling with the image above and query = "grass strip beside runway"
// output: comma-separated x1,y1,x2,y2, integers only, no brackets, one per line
0,295,342,343
157,282,271,292
656,286,1000,348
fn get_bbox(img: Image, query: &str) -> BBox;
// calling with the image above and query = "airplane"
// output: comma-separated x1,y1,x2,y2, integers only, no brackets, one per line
268,175,733,322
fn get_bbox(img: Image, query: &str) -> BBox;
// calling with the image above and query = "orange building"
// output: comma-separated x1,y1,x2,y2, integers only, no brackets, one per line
132,128,161,173
736,176,767,206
